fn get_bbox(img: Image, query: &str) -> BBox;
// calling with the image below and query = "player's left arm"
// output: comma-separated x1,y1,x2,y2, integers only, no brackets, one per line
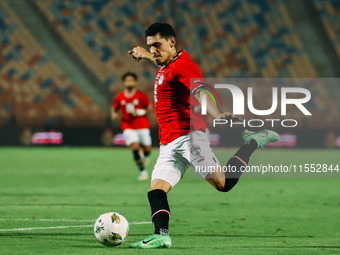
177,63,241,121
193,89,241,121
132,93,153,117
132,107,152,117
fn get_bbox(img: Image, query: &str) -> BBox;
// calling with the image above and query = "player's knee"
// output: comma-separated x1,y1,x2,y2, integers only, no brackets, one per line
219,185,232,193
220,179,239,192
150,179,172,193
144,148,151,157
213,179,236,193
130,142,139,150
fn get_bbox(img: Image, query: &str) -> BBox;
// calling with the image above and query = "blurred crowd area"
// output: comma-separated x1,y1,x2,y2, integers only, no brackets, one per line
0,0,339,128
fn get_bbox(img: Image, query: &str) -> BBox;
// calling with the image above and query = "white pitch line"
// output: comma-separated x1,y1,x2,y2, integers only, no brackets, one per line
0,221,151,232
0,225,93,232
0,218,152,224
129,221,151,225
0,218,95,222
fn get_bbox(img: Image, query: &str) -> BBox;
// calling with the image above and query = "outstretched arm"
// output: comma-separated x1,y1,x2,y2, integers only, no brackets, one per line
128,46,157,66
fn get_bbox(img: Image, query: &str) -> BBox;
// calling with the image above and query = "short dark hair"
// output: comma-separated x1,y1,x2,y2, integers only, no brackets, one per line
145,22,176,39
122,72,137,81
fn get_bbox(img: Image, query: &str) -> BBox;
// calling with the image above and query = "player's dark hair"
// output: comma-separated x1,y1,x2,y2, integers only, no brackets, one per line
122,72,138,81
145,22,176,39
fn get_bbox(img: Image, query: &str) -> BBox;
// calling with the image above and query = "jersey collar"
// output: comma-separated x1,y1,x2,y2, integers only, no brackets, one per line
123,88,137,98
160,49,183,69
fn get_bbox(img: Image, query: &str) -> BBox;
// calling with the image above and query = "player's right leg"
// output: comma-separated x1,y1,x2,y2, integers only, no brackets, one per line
242,129,280,148
189,131,225,190
206,129,280,192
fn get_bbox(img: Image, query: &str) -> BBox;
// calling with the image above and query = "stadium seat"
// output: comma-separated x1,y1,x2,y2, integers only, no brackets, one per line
314,0,340,58
0,1,106,127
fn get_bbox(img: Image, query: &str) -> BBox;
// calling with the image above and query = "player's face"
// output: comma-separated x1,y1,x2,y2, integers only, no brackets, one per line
147,33,176,65
123,76,137,90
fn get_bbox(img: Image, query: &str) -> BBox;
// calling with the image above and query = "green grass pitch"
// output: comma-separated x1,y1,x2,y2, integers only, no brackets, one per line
0,147,339,254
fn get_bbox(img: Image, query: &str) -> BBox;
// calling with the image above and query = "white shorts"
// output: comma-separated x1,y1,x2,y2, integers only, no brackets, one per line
151,131,221,188
123,128,152,146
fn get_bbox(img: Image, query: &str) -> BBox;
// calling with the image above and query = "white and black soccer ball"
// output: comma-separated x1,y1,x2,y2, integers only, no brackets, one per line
94,212,129,246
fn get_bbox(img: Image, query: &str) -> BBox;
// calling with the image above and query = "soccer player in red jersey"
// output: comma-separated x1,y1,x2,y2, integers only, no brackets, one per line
112,72,153,181
128,23,279,248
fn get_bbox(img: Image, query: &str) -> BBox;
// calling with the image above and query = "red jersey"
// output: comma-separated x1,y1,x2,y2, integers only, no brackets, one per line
113,89,152,130
154,49,206,145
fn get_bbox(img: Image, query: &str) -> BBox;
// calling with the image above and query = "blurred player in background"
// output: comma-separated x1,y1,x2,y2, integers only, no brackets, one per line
128,22,280,248
112,72,153,181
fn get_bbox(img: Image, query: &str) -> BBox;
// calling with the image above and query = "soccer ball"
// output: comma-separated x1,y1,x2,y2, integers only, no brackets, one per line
94,212,129,246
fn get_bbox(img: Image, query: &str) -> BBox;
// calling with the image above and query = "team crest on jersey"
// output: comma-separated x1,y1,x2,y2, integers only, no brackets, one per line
133,99,139,105
121,100,126,105
158,74,164,85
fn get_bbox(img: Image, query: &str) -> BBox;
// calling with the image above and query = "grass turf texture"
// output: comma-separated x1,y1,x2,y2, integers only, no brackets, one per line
0,147,339,255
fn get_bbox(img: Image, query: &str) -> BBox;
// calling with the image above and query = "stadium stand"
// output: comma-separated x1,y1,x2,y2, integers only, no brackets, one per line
1,0,338,129
313,0,340,58
35,0,318,84
175,0,318,78
0,1,105,127
33,0,166,94
173,0,338,127
208,78,339,129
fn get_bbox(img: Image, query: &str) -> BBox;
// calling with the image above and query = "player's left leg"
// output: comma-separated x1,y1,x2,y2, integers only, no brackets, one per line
129,179,172,249
130,134,191,249
140,144,152,166
129,142,148,179
123,129,147,179
138,128,152,173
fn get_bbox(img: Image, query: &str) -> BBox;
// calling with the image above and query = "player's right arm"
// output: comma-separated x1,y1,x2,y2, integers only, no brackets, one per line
128,46,157,65
111,108,119,121
112,95,120,121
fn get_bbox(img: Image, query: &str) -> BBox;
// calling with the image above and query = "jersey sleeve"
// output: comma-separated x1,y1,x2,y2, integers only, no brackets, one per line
112,94,120,111
176,61,204,92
